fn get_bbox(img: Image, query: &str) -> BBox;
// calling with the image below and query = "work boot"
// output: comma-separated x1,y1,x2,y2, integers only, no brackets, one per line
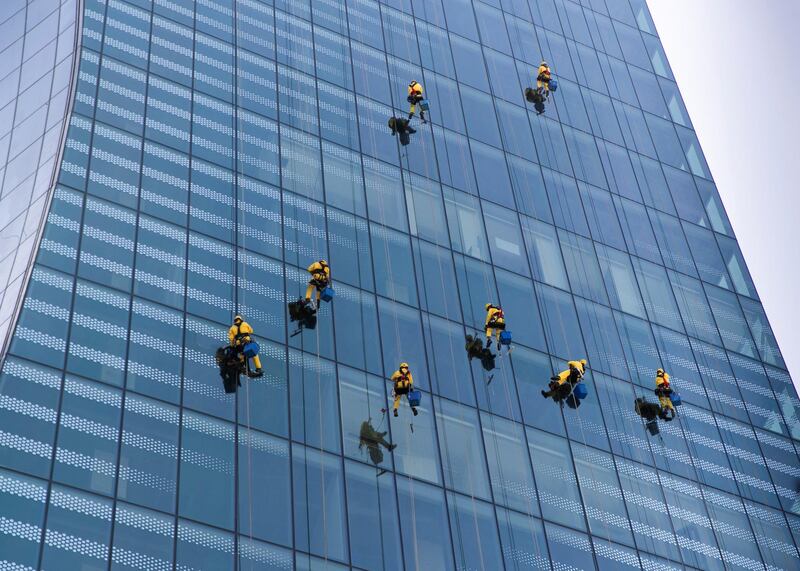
254,368,263,376
412,407,418,416
388,443,397,451
485,337,492,349
308,298,317,312
541,390,549,398
550,376,560,381
393,409,398,417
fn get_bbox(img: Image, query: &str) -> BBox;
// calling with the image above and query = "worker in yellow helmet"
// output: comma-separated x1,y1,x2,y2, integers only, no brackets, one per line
536,61,552,99
305,259,330,312
542,359,586,399
390,362,418,417
228,315,262,376
407,80,426,123
484,303,506,349
655,368,676,420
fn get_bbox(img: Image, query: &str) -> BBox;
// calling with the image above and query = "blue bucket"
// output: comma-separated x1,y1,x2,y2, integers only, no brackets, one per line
407,389,422,407
670,393,682,407
549,78,558,92
572,383,588,400
419,99,430,111
243,342,260,358
320,287,335,303
499,331,513,346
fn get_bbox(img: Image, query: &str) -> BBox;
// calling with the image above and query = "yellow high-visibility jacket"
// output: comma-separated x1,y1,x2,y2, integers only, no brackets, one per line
229,321,254,345
307,260,330,282
485,306,505,326
567,360,585,377
391,370,414,391
537,65,551,80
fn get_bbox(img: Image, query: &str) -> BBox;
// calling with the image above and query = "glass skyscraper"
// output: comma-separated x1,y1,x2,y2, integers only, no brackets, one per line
1,0,799,569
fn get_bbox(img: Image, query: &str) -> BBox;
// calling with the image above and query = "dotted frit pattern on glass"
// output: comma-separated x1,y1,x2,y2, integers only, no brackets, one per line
0,0,799,570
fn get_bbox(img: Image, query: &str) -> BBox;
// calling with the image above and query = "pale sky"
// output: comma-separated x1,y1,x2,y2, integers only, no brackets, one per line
647,0,800,390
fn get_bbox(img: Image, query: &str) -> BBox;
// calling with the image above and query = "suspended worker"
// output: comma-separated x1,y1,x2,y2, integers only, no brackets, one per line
536,61,552,98
391,362,418,417
484,303,506,349
228,315,263,377
541,359,586,399
407,80,426,123
655,368,676,420
359,418,397,467
305,259,331,312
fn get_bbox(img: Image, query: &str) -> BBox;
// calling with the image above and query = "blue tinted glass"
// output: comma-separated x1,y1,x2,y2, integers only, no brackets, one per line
0,2,796,570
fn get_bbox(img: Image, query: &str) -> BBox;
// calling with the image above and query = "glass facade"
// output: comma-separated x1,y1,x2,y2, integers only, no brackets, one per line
0,0,80,349
0,0,799,569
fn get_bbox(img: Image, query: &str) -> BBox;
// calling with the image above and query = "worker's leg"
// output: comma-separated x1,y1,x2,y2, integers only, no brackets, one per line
393,393,402,416
305,283,315,301
537,79,544,94
485,327,494,347
251,354,262,370
659,396,675,418
408,102,416,118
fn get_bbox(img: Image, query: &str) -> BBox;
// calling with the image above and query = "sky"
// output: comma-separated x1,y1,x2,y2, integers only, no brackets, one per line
647,0,800,389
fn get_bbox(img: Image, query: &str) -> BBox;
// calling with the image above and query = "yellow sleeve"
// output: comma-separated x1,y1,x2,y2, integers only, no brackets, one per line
228,325,237,344
391,371,400,382
408,373,414,386
307,262,318,274
240,322,253,335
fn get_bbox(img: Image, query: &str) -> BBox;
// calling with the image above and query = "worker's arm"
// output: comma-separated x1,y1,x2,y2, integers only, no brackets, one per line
408,373,414,387
228,326,237,344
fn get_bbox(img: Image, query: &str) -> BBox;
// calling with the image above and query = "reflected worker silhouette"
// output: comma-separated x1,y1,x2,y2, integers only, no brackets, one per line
359,418,397,468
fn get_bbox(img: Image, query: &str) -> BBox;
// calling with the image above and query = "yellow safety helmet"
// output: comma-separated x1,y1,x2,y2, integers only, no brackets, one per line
409,80,418,86
656,368,664,376
319,259,328,266
233,315,243,323
399,362,409,370
580,359,587,366
485,303,492,311
540,61,549,67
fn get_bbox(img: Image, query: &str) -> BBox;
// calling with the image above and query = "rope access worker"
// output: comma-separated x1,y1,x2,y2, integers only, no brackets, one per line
484,303,506,349
359,418,397,466
536,61,552,99
391,362,418,417
305,259,330,312
407,80,426,123
228,315,263,377
655,368,676,420
541,359,586,399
